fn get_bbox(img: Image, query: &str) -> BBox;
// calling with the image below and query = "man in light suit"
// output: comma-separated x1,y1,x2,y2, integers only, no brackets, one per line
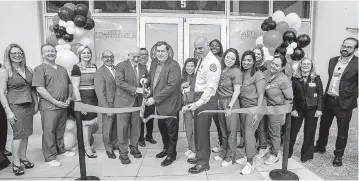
115,47,148,164
315,37,358,167
94,50,119,159
142,41,182,167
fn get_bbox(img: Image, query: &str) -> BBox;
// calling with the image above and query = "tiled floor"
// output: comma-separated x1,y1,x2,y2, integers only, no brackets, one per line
1,133,323,180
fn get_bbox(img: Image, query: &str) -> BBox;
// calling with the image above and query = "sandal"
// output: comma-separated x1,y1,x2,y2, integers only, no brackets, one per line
12,163,25,176
20,159,34,169
85,149,97,158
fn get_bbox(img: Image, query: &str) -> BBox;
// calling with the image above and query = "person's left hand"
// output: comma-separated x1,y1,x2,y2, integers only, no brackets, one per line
34,103,39,115
186,103,198,111
225,104,233,117
146,97,155,106
65,98,71,106
314,110,322,117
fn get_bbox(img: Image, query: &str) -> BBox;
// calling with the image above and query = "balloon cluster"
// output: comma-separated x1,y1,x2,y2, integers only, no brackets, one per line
64,119,77,150
255,11,311,61
46,3,95,73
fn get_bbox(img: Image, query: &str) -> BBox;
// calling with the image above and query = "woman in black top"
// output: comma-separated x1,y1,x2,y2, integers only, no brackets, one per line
289,58,323,162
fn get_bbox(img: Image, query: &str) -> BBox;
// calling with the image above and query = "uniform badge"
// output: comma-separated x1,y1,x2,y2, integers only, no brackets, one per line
209,64,217,72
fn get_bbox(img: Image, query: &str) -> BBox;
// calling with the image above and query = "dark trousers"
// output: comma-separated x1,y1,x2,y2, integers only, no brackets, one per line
0,106,8,151
289,107,318,160
212,113,223,145
102,102,119,152
140,105,155,139
194,94,217,165
316,95,353,157
158,112,179,158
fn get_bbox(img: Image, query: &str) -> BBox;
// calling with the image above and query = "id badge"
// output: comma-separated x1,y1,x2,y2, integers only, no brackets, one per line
314,93,317,97
309,83,316,87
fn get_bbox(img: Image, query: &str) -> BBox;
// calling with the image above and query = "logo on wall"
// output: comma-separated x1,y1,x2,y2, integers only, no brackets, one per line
150,44,175,60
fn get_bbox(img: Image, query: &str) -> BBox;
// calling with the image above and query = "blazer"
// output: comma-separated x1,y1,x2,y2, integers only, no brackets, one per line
94,65,116,108
147,57,182,116
325,56,358,110
292,75,323,111
114,60,148,108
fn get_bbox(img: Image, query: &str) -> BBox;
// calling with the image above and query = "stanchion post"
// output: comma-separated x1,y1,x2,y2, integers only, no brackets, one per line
72,101,100,181
269,113,299,180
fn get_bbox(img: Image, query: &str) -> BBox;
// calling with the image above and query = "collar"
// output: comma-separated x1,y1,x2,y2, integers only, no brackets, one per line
104,64,114,69
129,61,138,68
339,55,354,64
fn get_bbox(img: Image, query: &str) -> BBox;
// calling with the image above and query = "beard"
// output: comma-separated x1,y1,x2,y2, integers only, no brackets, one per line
340,50,353,57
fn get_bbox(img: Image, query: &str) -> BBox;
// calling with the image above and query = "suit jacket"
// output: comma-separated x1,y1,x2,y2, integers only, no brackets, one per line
94,65,117,108
325,56,358,110
147,57,182,116
114,60,148,108
292,75,323,111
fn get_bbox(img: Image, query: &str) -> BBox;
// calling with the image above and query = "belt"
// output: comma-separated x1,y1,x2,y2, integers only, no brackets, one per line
327,94,339,99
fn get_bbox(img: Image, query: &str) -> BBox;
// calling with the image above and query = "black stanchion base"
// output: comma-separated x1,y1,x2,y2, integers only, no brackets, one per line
269,169,299,180
75,176,100,180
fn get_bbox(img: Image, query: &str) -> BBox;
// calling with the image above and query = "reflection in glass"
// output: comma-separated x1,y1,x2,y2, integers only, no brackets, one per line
230,0,269,17
94,1,136,13
273,0,310,18
141,0,225,14
46,0,89,13
189,24,221,58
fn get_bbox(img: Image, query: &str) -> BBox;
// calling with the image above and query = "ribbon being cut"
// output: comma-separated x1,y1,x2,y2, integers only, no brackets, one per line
197,104,293,115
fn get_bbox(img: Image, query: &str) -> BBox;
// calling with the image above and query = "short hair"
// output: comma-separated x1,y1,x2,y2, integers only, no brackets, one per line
155,41,171,51
275,46,287,56
343,37,358,49
274,54,287,67
221,48,240,69
241,50,257,77
140,48,147,51
209,39,224,57
40,44,55,53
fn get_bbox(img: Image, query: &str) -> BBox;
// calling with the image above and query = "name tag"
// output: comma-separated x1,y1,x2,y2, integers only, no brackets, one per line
309,83,316,87
314,93,317,97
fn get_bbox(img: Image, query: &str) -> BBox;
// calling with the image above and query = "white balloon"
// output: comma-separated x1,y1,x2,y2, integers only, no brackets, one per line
66,27,75,34
55,45,62,52
262,46,269,56
255,36,264,46
67,21,75,28
58,39,66,45
74,27,86,37
286,48,294,55
290,42,298,49
59,20,66,27
285,13,301,28
80,37,94,47
272,10,285,23
63,44,71,50
55,50,79,73
292,20,302,31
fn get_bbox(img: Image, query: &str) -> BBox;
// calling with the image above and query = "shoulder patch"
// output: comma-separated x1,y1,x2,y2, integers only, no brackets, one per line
209,64,217,72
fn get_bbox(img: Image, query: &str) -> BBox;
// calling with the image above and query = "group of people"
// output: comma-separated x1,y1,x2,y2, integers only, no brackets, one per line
0,36,357,176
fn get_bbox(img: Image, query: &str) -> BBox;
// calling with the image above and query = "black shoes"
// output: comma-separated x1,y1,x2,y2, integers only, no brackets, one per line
314,146,326,154
161,156,176,167
106,151,116,159
188,164,210,174
187,158,198,164
119,154,131,164
20,159,34,169
138,138,146,147
4,149,12,156
156,149,167,158
145,137,157,144
130,147,142,158
333,156,343,167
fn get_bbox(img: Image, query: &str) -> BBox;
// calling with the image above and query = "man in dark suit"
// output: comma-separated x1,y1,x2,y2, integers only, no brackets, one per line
142,41,182,167
115,47,148,164
94,50,119,159
315,37,358,167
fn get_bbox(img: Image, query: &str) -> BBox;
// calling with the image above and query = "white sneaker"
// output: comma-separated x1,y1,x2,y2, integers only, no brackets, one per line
188,152,196,159
47,160,61,167
221,160,232,167
264,154,279,165
241,162,255,175
62,151,76,157
256,148,269,159
212,144,223,153
214,155,223,161
185,150,193,157
235,156,247,164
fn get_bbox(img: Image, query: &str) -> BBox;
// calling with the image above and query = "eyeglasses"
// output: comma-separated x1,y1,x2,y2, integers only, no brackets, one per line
10,52,23,56
102,55,114,59
43,50,57,53
341,45,354,50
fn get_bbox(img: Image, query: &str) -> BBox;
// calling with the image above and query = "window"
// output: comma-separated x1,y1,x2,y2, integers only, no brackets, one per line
141,0,225,14
94,1,136,13
273,0,310,18
230,0,269,17
46,1,89,13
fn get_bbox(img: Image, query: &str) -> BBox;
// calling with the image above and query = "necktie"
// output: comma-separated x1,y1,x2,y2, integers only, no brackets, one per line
195,58,203,74
134,65,139,86
191,59,202,92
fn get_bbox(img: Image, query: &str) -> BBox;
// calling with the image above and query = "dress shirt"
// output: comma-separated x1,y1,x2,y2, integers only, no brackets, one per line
327,55,354,96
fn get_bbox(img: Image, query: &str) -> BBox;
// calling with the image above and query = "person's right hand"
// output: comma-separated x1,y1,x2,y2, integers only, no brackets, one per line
182,87,190,94
6,111,17,125
291,110,299,117
181,81,190,88
140,78,148,85
54,100,69,108
107,113,113,117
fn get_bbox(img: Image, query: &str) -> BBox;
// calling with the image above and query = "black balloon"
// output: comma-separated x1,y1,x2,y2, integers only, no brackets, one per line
55,32,62,39
268,20,276,31
53,24,60,32
283,31,297,42
58,7,75,21
261,23,268,31
290,48,305,61
264,19,269,24
276,46,287,56
63,34,74,42
58,26,67,35
73,15,87,27
296,34,311,48
84,18,95,30
75,3,89,16
280,41,289,48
